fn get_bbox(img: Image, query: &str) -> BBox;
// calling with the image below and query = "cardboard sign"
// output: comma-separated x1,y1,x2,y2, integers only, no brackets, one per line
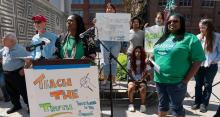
25,66,100,117
96,13,131,42
145,25,164,52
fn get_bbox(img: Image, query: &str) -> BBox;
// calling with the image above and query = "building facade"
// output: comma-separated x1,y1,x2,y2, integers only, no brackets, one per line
0,0,67,46
71,0,125,28
71,0,220,33
147,0,220,33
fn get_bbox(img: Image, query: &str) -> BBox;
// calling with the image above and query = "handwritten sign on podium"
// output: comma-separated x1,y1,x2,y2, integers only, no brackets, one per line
25,61,100,117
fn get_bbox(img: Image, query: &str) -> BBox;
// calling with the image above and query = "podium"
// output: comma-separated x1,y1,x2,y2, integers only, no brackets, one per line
25,59,101,117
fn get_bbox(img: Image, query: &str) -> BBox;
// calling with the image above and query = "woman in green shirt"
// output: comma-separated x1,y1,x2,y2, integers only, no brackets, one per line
153,13,205,117
55,14,96,60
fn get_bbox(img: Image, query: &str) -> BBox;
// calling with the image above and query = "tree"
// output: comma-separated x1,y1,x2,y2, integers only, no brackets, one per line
123,0,148,26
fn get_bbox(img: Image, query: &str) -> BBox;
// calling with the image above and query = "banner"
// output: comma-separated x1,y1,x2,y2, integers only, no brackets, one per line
96,13,131,42
145,25,164,52
24,66,100,117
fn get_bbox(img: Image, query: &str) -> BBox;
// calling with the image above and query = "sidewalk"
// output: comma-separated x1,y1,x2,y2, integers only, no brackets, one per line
1,73,220,117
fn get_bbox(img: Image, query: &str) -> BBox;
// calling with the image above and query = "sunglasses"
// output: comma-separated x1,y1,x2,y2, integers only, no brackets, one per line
34,21,42,24
167,20,179,24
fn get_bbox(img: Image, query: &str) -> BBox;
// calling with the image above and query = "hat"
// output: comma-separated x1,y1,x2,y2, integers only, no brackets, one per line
32,15,47,22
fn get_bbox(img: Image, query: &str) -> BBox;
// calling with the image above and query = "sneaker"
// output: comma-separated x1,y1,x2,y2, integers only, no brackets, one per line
191,104,200,110
7,105,22,114
200,104,207,113
128,104,135,112
140,105,146,113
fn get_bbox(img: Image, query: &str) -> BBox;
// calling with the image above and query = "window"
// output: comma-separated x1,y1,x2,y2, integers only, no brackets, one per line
90,0,105,4
179,0,192,6
184,14,191,25
72,0,83,4
201,0,215,7
72,9,84,17
111,0,123,5
158,0,167,7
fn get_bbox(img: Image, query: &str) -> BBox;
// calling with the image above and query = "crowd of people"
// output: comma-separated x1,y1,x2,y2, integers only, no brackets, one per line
0,2,220,117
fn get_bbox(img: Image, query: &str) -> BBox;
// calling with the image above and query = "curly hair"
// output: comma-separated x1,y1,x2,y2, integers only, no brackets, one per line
130,46,146,74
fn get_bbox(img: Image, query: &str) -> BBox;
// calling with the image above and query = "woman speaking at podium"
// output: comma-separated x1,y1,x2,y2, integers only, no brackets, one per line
55,14,96,61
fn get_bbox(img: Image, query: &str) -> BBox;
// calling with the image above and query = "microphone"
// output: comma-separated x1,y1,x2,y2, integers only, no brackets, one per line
26,41,46,52
26,38,51,52
79,27,95,38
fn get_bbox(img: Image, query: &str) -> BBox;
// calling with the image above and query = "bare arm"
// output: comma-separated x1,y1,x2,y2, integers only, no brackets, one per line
182,61,202,84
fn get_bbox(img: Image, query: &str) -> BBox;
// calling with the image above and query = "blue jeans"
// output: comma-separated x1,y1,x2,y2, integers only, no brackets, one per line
156,82,187,116
100,41,121,76
194,64,218,106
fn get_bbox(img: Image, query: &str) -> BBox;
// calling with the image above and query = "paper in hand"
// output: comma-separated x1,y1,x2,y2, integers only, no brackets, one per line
149,58,160,74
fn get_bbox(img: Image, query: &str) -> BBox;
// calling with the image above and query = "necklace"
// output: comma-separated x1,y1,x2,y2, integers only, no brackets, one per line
63,35,76,59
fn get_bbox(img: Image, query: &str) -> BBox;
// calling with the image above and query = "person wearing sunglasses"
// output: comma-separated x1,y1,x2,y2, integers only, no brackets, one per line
191,19,220,113
152,13,206,117
31,15,58,60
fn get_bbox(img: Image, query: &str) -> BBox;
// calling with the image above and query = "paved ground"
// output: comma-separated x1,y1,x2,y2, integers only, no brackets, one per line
1,69,220,117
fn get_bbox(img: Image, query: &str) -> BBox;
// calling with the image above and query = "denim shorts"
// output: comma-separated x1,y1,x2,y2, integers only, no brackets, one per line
156,82,187,116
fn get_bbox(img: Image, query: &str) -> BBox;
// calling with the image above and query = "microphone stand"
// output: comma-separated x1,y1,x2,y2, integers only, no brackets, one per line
93,28,133,117
39,44,45,60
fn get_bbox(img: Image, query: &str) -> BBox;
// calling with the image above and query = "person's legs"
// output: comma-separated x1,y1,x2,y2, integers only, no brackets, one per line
128,81,135,112
193,67,205,109
4,72,22,114
155,83,169,117
15,71,29,105
0,73,10,101
139,83,147,105
100,41,110,84
168,82,187,117
201,64,218,112
139,82,147,113
100,41,121,84
110,42,121,84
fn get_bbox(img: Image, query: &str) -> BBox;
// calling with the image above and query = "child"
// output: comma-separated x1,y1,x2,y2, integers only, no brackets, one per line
127,46,152,112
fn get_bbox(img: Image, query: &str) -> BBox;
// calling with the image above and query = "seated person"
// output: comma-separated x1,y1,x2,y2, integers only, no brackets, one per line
127,46,152,113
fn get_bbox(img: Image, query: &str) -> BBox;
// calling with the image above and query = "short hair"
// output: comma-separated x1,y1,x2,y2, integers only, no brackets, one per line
106,3,116,13
3,32,17,42
156,12,164,21
130,16,142,29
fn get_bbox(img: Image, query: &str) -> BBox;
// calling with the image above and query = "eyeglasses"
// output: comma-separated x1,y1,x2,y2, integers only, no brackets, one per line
167,20,179,24
34,21,42,24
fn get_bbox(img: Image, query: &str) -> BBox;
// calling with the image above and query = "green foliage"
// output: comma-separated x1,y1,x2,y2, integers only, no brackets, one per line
117,53,128,81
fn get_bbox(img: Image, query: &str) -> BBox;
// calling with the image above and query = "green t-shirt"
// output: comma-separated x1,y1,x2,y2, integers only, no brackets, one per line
60,36,84,59
153,32,206,84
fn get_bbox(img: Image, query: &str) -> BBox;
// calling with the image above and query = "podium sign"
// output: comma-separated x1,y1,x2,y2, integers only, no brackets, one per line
25,66,100,117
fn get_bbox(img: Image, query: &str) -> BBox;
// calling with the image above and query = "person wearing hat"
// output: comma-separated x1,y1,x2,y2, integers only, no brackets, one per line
31,15,58,60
